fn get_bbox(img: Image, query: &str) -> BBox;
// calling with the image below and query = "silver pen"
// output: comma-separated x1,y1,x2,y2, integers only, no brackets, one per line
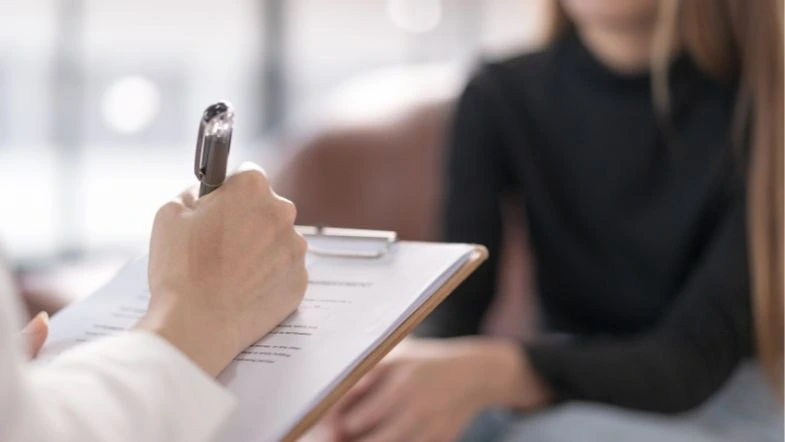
194,101,235,197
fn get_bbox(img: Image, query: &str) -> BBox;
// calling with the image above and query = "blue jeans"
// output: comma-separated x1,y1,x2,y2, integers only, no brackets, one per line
461,363,783,442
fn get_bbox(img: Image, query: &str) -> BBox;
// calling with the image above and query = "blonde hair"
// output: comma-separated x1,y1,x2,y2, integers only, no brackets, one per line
547,0,784,391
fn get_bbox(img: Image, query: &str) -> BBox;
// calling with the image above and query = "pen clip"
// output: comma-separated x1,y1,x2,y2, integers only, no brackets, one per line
194,121,208,182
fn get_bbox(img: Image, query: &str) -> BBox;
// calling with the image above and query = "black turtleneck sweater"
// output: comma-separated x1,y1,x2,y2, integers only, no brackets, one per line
420,32,750,413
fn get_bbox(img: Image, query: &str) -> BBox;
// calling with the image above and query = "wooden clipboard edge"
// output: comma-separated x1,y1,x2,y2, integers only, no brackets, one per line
282,244,488,442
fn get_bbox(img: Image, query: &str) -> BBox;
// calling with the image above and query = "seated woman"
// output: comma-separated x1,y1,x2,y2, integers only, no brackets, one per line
325,0,783,440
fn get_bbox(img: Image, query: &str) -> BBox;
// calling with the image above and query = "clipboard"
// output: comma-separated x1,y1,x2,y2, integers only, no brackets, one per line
281,228,488,441
37,226,488,442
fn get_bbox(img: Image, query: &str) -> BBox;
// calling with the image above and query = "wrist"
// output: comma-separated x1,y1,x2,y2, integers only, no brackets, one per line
135,293,239,377
460,339,553,411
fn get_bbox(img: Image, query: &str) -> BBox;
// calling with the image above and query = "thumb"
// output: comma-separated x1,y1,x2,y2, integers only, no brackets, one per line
234,161,265,175
22,311,49,358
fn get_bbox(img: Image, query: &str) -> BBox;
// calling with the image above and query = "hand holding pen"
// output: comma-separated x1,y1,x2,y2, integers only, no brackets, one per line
139,101,308,377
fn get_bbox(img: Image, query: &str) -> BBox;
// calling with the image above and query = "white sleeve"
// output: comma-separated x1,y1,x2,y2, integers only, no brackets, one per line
0,271,237,442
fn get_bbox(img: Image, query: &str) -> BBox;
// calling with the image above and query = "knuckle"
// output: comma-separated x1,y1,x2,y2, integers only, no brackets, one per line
284,198,298,223
287,247,306,268
270,249,288,274
293,233,308,258
287,240,307,267
274,197,297,225
156,201,183,220
270,202,296,232
236,169,270,192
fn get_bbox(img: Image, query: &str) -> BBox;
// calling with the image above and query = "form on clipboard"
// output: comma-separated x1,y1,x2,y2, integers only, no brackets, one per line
38,227,488,442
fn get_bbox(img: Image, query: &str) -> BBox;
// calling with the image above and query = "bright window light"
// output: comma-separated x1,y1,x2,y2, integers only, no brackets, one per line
100,76,161,135
387,0,443,34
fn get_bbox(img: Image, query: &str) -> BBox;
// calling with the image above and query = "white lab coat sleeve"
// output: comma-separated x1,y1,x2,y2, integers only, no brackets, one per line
0,272,237,442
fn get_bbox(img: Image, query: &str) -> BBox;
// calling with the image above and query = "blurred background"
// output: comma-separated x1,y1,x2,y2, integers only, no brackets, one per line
1,0,546,315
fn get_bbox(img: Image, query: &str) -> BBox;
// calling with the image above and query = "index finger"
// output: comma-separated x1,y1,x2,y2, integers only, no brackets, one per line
175,185,199,209
220,162,273,197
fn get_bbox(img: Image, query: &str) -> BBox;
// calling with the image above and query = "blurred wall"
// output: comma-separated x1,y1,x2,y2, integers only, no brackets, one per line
0,0,545,262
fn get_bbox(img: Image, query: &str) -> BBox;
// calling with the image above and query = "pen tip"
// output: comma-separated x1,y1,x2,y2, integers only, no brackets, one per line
203,101,234,122
202,101,235,137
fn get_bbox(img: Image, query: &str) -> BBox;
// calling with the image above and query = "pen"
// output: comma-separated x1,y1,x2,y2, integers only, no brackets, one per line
194,101,235,197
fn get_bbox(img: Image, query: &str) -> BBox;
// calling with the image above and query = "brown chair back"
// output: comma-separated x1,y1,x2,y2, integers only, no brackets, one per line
273,100,537,339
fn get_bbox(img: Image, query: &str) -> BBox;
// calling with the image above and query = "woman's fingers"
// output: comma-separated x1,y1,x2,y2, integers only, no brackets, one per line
335,364,391,414
341,370,406,438
22,311,49,358
354,409,423,442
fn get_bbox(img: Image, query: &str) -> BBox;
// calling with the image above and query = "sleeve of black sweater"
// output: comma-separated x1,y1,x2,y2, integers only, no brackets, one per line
526,196,752,413
419,74,752,413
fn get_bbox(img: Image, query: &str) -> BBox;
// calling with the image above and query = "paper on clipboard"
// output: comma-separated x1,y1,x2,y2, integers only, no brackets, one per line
38,240,486,442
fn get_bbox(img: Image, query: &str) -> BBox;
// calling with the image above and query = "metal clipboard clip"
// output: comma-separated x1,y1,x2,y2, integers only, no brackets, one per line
295,226,397,259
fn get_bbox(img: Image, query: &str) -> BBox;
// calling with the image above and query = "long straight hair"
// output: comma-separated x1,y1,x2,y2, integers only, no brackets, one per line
547,0,784,391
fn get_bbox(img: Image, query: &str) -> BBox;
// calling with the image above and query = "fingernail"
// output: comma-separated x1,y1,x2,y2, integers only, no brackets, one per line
236,161,262,172
34,311,50,326
22,311,49,334
37,311,49,323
